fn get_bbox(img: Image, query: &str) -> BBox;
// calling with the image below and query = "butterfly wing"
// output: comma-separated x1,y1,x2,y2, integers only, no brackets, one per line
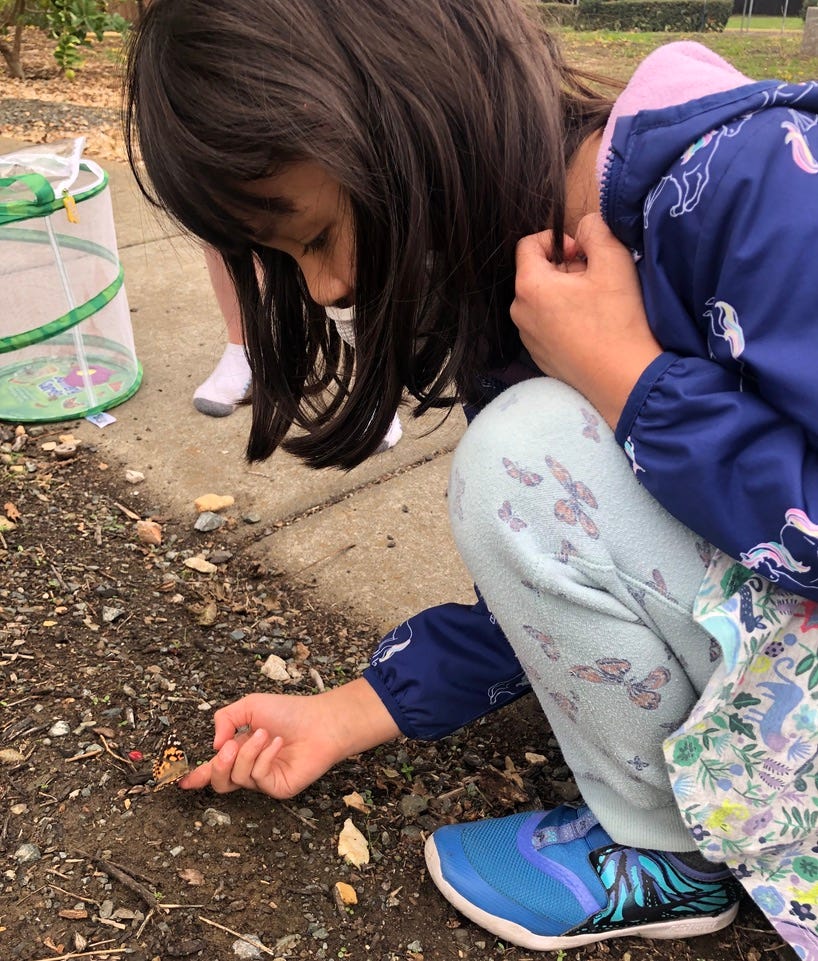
578,510,600,539
572,480,598,509
545,455,572,489
594,658,632,681
554,499,578,525
152,732,190,791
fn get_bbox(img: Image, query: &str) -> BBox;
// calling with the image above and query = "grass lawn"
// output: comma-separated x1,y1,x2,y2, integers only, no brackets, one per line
726,14,803,31
559,27,818,83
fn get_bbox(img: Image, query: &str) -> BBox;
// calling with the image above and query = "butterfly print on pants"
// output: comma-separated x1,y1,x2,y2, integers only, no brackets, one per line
545,456,599,539
522,624,560,661
568,658,671,710
502,457,543,487
580,408,601,443
498,500,527,531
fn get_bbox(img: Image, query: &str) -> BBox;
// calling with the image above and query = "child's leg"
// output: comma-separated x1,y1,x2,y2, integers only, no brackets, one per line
448,377,715,850
193,248,252,417
426,378,738,949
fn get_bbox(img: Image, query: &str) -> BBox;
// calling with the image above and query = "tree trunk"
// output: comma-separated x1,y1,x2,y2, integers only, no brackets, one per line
0,1,27,80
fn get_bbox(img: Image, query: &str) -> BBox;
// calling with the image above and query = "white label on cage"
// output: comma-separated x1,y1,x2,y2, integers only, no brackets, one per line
85,411,117,428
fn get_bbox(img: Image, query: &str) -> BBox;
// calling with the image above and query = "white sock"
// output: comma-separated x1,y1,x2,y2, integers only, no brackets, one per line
376,412,403,452
193,342,252,417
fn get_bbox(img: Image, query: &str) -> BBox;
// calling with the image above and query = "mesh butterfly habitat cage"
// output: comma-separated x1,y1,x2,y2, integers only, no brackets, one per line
0,138,142,423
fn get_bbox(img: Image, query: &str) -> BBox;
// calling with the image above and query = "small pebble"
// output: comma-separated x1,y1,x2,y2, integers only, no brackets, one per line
231,937,263,959
194,511,225,532
48,720,70,737
13,843,41,864
203,808,232,828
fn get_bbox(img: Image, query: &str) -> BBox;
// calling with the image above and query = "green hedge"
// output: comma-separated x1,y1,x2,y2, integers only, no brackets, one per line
537,0,732,32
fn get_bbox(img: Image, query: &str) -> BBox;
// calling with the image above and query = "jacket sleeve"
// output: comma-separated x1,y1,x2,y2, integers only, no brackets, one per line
363,594,529,740
615,106,818,598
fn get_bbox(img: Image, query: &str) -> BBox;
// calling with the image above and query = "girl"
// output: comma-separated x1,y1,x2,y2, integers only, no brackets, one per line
126,1,818,953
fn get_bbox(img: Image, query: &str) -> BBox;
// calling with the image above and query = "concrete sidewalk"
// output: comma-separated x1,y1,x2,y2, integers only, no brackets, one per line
1,136,474,633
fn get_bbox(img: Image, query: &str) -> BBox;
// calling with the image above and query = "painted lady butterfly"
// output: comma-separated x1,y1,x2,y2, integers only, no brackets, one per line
151,732,189,791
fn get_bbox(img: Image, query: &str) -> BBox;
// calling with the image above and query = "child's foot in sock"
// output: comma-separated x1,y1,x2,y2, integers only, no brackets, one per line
193,343,252,417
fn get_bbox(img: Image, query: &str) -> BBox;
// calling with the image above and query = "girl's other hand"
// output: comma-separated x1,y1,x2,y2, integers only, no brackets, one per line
511,213,662,429
180,678,400,798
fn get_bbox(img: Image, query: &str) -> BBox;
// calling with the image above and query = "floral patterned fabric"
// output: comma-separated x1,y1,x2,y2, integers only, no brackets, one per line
664,551,818,958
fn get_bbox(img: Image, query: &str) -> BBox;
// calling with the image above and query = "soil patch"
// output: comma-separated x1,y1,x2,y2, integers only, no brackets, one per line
0,423,795,961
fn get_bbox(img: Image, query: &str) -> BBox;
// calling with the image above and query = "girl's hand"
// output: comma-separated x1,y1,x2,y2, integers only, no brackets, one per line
511,213,662,429
180,678,400,798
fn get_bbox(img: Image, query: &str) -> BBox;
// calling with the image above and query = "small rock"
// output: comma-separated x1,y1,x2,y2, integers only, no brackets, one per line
229,629,246,642
398,794,429,819
194,493,235,513
194,511,225,532
102,606,124,623
552,779,581,802
98,899,115,919
14,843,41,864
203,808,232,828
136,519,162,546
48,720,70,737
334,881,357,905
184,556,217,574
124,469,145,484
52,442,77,460
260,654,289,681
40,441,57,452
242,513,261,524
207,550,233,565
407,941,423,954
231,936,263,959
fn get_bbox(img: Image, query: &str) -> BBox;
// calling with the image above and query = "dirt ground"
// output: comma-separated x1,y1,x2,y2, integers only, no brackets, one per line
0,29,800,961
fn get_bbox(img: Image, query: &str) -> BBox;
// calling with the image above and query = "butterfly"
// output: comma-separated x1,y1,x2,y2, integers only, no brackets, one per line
502,457,542,487
522,624,560,661
580,408,600,443
152,732,190,791
569,658,670,710
545,456,599,539
498,500,527,531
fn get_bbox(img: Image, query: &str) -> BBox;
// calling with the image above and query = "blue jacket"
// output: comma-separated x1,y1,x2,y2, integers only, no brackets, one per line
365,76,818,740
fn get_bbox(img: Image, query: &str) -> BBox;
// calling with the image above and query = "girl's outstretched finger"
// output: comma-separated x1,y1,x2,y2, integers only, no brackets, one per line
203,738,242,793
179,757,216,791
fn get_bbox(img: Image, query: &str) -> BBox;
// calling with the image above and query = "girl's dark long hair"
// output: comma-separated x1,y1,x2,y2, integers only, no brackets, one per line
125,0,613,468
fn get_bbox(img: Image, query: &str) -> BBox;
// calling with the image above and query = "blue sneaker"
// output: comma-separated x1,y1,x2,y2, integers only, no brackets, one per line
425,805,740,950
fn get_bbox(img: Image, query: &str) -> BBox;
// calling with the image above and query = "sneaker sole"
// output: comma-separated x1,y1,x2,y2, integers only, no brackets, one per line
424,835,739,951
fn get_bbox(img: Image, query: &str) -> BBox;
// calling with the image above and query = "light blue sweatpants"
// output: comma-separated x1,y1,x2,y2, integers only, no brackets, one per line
449,378,720,852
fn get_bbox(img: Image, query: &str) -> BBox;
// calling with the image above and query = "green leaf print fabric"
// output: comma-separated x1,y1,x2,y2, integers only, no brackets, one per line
664,552,818,957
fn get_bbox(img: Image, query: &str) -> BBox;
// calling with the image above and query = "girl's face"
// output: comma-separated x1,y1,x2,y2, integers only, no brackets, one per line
244,162,355,308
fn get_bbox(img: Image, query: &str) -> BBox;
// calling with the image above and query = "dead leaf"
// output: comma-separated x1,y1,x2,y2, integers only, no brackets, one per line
4,502,20,521
178,867,206,886
292,641,310,661
0,748,26,766
196,599,218,626
342,791,371,815
337,818,369,867
184,556,217,574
